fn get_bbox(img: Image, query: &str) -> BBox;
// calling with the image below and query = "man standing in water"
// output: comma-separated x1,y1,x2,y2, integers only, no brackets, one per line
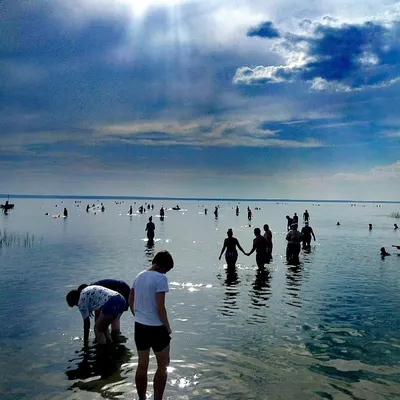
129,251,174,400
303,210,310,222
263,224,273,259
286,224,302,262
246,228,269,268
247,207,253,221
301,221,316,249
145,216,156,243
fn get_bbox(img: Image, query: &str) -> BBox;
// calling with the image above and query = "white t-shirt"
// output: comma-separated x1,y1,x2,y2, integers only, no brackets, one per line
78,285,118,319
133,270,169,326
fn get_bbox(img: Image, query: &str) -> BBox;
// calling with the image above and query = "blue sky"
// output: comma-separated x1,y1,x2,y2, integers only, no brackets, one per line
0,0,399,200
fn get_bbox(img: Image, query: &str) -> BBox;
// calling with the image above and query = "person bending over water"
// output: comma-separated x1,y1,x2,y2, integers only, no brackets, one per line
129,250,174,400
286,224,302,262
381,247,391,258
78,279,130,341
263,224,273,258
395,224,399,230
146,216,156,242
66,285,126,345
286,215,294,231
246,228,269,268
219,228,246,267
301,221,316,249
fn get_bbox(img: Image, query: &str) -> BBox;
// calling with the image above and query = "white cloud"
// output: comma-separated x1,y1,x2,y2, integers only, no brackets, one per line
92,118,324,148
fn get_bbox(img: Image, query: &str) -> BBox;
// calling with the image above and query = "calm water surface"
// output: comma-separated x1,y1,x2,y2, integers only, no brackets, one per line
1,199,400,399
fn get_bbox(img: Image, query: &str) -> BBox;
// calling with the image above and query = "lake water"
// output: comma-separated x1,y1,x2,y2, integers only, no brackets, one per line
1,198,400,400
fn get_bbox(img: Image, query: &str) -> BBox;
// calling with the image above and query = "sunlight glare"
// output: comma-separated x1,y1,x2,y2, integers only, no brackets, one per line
117,0,185,17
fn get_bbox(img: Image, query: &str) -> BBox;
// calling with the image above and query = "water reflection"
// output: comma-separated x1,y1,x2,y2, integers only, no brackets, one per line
220,265,240,316
66,342,132,395
250,267,272,310
144,240,155,264
285,263,303,308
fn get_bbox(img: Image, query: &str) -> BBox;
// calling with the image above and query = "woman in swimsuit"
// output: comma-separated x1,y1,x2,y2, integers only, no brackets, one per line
219,229,246,267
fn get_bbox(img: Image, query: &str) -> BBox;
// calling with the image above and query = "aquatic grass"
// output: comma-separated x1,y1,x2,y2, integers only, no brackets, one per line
0,230,41,248
390,212,400,219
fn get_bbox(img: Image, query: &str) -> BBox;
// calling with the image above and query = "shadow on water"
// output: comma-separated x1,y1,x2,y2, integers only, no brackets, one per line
66,342,132,396
219,265,240,316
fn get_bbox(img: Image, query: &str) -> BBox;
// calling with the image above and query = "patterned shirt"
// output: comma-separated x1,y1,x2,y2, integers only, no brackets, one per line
78,285,118,319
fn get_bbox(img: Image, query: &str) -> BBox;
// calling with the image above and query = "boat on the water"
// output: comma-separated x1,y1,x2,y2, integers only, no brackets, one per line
1,196,14,212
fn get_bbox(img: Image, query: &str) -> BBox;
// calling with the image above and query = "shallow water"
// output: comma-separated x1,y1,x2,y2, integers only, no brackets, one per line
1,198,400,399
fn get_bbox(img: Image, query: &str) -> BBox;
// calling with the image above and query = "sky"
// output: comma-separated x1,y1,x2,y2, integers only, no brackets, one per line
0,0,399,200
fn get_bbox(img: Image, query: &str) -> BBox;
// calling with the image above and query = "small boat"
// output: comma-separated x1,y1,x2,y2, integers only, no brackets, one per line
1,196,14,211
1,203,14,210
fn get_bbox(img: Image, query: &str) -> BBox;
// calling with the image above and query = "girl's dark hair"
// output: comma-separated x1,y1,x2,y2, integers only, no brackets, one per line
66,290,80,307
153,250,174,271
227,228,233,237
77,284,88,292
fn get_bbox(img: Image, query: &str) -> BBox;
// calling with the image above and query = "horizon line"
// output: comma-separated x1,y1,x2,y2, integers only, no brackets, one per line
1,193,399,204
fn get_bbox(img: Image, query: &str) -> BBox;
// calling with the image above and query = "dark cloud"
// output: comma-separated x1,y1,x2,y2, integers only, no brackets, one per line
236,19,400,91
247,21,280,39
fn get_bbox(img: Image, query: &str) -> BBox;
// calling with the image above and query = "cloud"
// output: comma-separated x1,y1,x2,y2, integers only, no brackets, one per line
247,21,280,39
235,17,400,91
92,119,324,148
382,131,400,138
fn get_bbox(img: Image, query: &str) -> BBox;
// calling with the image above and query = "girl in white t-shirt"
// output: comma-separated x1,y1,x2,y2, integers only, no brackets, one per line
129,250,174,400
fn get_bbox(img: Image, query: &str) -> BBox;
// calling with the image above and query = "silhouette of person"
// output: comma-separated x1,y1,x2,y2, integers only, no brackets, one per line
286,215,294,231
63,208,68,217
263,224,273,258
246,228,270,268
218,228,246,267
236,206,239,216
145,216,155,243
381,247,391,258
301,222,316,249
286,224,302,263
303,210,310,222
247,207,252,221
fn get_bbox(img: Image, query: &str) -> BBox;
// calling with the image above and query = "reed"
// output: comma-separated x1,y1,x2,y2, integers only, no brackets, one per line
390,212,400,219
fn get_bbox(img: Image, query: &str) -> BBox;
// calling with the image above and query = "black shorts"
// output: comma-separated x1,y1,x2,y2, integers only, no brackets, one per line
135,322,171,352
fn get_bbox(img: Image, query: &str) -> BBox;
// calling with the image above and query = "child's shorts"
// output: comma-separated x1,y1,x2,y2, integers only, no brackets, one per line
101,295,126,319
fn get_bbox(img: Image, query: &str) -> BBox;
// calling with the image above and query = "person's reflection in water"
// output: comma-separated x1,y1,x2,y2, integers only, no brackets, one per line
250,266,272,311
220,265,240,316
285,263,303,308
66,343,132,392
145,240,155,263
